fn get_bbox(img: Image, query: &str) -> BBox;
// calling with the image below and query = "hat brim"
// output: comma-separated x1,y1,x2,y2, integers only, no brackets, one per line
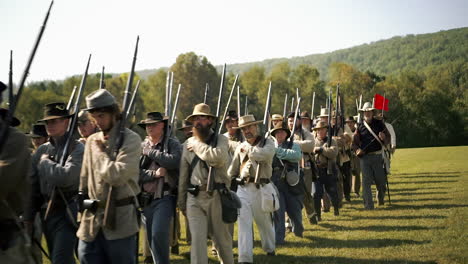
137,119,168,129
359,108,376,112
313,125,329,131
37,114,73,123
177,125,193,130
185,113,217,122
233,120,263,129
26,133,48,138
270,127,291,138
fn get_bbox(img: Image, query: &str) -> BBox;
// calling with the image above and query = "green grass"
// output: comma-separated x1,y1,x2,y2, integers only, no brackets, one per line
43,146,468,263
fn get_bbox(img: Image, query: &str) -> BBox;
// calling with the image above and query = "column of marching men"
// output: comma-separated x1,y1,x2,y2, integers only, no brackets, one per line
0,83,396,264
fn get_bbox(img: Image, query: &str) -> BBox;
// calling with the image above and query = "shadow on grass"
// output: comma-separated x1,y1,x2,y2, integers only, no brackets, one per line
252,255,437,264
301,235,431,248
383,203,468,210
318,223,438,232
389,197,448,202
393,171,466,176
397,175,461,179
391,180,458,185
394,191,449,196
392,187,447,191
350,214,447,220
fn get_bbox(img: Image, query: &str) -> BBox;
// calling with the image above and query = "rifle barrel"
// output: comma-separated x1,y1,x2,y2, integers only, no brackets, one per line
14,0,54,114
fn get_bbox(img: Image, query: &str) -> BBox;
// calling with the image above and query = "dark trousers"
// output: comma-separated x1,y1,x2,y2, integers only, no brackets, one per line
42,202,78,264
78,231,137,264
273,182,304,244
340,161,352,200
143,195,176,264
312,168,339,217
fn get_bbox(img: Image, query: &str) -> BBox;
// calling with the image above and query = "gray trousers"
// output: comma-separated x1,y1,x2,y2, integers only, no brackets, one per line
360,153,387,209
78,231,137,264
42,203,78,264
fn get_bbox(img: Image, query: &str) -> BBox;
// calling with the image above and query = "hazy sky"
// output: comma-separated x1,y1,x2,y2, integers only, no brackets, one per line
1,0,467,83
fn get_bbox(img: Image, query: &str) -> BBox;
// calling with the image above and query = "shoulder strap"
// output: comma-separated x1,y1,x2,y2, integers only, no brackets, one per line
363,121,389,151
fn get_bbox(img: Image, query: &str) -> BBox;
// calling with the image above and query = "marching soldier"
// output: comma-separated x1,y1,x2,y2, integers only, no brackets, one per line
77,110,98,144
177,119,193,141
228,115,276,264
270,122,304,244
312,121,340,220
345,116,361,196
178,103,234,264
138,112,182,264
26,123,48,151
352,102,390,209
77,89,141,264
271,114,283,127
300,111,312,132
0,82,34,264
287,112,317,224
25,102,84,264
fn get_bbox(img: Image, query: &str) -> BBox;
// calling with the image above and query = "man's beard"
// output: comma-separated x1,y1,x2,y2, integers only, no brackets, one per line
364,115,373,123
193,123,212,142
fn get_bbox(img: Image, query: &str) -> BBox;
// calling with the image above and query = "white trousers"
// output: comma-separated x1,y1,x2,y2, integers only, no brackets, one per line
237,183,275,263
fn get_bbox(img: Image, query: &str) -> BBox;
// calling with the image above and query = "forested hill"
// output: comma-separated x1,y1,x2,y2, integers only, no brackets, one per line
214,27,468,79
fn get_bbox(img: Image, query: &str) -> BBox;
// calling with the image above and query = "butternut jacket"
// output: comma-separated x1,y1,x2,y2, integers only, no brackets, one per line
227,137,275,182
178,134,230,211
77,127,141,242
313,136,338,168
0,126,31,220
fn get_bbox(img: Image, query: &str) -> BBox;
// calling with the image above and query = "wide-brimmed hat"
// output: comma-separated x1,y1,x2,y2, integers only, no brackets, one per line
359,102,376,112
233,115,262,129
26,124,48,138
270,121,291,138
287,112,299,119
0,108,20,127
177,119,193,130
318,108,330,118
300,111,311,120
84,89,117,111
313,120,328,130
38,102,73,122
225,110,238,121
271,114,283,121
186,103,217,122
137,112,168,128
345,116,356,123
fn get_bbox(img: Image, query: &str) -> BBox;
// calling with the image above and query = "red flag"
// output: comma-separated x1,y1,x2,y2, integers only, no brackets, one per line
374,94,389,111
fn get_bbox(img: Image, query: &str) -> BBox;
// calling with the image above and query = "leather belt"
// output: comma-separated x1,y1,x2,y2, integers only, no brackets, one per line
368,150,382,155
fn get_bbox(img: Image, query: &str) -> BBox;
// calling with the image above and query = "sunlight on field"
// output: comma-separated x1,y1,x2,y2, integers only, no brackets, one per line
42,146,468,264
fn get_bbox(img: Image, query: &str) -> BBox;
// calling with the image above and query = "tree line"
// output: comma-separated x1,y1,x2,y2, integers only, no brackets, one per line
5,50,467,148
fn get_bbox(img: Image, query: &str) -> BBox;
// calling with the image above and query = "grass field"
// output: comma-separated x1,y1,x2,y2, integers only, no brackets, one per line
43,146,468,263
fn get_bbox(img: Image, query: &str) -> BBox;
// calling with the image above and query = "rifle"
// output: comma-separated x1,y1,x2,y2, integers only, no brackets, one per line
204,83,209,104
99,66,106,89
206,64,226,193
253,81,272,184
8,51,13,109
126,80,141,126
290,97,294,113
237,85,241,119
244,95,248,115
104,36,139,230
44,54,91,223
218,74,239,134
288,97,301,149
0,0,53,152
333,84,340,136
283,93,288,118
66,86,77,111
357,94,363,124
311,92,316,122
